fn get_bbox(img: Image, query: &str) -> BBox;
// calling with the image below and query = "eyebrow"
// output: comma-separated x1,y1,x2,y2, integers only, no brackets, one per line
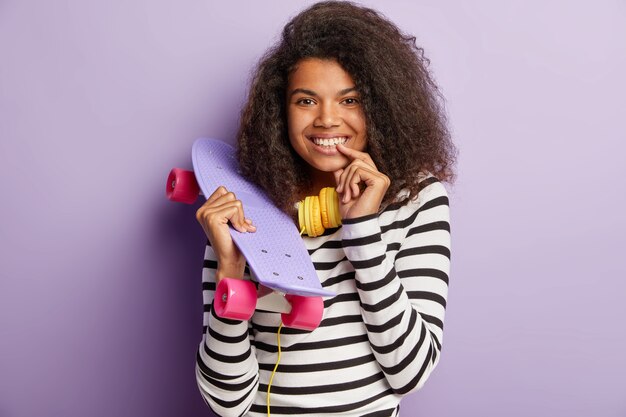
289,87,359,98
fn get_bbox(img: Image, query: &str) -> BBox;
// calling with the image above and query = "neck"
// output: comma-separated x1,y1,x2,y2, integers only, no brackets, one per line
308,169,336,196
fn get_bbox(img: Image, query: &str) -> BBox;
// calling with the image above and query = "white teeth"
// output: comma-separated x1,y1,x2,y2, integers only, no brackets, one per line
311,137,348,147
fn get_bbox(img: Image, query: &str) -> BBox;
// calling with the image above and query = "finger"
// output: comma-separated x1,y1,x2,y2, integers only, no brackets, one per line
215,195,248,233
210,190,239,205
222,203,255,233
207,200,248,233
349,170,362,199
197,187,233,219
197,187,228,220
203,204,235,231
201,205,242,262
333,159,376,197
344,164,384,200
336,167,351,203
339,161,367,201
244,217,257,232
215,192,256,232
336,144,377,169
205,191,242,217
209,192,256,232
343,165,365,200
339,160,369,202
333,169,344,192
205,186,230,205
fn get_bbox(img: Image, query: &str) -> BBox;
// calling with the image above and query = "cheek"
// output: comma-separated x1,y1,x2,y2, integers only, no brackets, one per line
287,123,305,153
286,112,298,144
345,110,366,130
348,116,367,139
349,114,367,151
286,109,295,131
287,109,307,135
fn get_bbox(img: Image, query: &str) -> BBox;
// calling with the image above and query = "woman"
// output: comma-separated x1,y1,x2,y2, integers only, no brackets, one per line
195,2,456,416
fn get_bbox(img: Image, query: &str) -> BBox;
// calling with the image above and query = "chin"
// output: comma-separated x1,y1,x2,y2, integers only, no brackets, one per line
311,157,349,173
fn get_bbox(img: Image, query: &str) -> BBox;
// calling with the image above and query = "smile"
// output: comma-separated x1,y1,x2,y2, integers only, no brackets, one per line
309,136,349,148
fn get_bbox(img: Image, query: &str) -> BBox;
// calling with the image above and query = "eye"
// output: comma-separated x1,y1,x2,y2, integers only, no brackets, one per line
295,98,315,106
342,97,360,106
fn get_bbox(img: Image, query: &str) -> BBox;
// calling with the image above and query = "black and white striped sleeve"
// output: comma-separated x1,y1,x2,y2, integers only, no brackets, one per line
195,244,260,417
340,180,451,395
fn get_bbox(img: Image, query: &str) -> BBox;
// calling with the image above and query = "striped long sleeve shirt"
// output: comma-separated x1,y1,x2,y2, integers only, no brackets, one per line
196,175,451,417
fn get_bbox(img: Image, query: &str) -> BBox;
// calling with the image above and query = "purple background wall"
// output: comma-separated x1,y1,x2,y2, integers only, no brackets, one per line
1,1,625,416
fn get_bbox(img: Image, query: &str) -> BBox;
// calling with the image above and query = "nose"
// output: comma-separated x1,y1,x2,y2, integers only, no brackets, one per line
314,103,341,128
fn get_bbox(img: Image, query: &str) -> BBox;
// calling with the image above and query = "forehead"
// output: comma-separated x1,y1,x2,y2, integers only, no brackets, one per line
288,58,356,90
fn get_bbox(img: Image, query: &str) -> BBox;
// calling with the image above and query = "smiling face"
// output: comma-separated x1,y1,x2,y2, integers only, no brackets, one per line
287,58,367,186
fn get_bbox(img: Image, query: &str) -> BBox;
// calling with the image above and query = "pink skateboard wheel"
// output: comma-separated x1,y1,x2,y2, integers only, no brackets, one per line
282,295,324,331
166,168,200,204
214,278,257,321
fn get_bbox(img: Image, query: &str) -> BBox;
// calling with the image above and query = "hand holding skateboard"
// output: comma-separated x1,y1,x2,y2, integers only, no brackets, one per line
196,186,255,282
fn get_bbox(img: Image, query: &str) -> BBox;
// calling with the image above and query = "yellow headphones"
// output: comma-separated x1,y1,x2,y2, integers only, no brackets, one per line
297,187,342,237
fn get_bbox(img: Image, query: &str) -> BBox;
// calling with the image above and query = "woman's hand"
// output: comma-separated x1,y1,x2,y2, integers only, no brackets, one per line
333,144,391,219
196,186,256,282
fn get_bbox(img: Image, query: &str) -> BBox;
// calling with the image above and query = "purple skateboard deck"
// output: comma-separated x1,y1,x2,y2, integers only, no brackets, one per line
192,138,334,298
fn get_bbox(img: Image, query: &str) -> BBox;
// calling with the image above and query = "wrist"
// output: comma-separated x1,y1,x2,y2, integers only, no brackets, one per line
216,260,245,282
342,212,379,224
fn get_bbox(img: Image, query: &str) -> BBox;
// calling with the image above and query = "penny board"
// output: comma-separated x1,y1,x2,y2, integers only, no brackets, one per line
192,138,334,297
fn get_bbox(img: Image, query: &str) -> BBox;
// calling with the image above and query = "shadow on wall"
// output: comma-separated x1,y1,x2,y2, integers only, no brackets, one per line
149,191,218,417
152,124,239,416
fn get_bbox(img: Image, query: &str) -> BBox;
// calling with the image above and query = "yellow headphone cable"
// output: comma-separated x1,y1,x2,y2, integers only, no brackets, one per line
267,188,340,416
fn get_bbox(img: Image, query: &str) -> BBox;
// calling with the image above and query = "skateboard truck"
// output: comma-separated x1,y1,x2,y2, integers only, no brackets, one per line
213,278,324,330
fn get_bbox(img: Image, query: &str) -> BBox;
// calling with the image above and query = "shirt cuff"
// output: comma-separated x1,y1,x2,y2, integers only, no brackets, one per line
209,302,249,337
341,214,385,267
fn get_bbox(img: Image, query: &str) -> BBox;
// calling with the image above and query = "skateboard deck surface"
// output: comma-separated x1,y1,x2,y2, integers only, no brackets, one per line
192,138,334,297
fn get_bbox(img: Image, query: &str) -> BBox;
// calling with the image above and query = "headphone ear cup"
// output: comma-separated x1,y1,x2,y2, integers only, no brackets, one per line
298,198,306,234
326,187,341,228
303,196,313,237
319,187,330,229
320,187,341,229
309,196,325,237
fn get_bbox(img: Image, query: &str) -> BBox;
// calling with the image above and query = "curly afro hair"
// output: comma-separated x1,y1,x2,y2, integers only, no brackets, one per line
237,1,457,213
